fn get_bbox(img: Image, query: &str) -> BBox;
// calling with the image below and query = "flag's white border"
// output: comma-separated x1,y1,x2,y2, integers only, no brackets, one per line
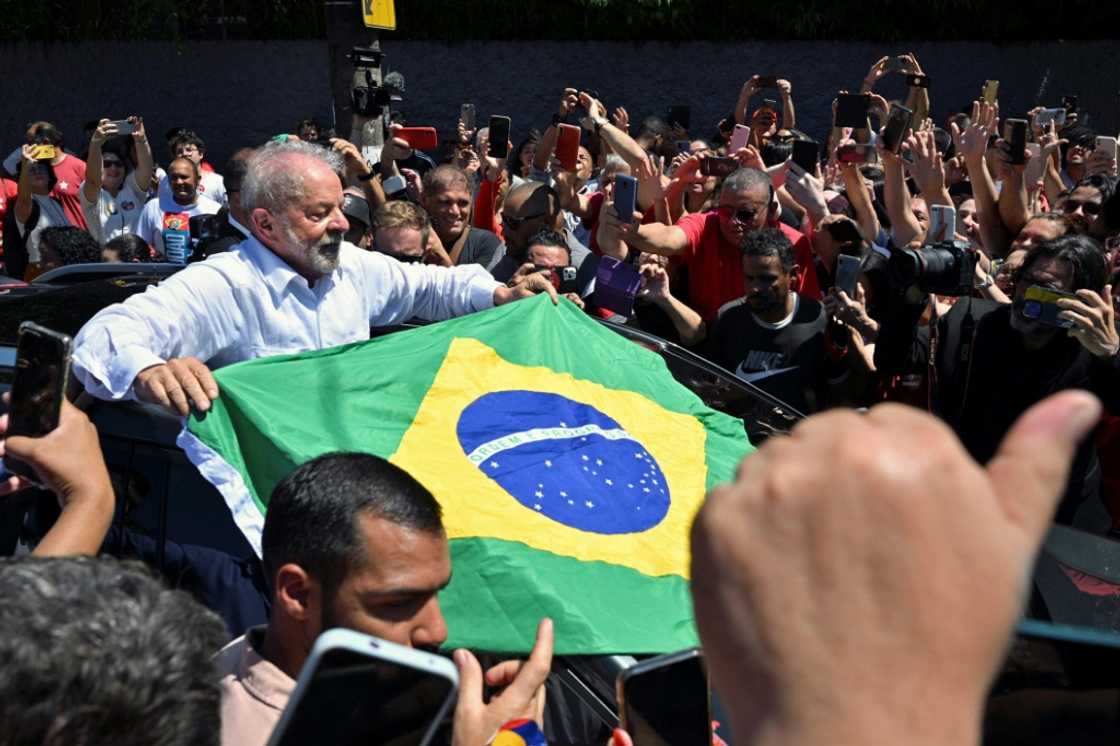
178,428,264,557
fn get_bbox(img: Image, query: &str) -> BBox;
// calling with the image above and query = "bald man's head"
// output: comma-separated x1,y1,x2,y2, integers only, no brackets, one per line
502,182,562,254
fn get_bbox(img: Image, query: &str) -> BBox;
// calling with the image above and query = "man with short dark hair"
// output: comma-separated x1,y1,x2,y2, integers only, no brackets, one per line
163,130,227,206
707,228,837,413
216,452,553,746
0,555,228,746
136,156,221,263
421,164,505,270
618,167,821,321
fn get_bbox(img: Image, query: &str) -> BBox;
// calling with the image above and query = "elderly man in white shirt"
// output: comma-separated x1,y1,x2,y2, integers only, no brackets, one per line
72,139,555,416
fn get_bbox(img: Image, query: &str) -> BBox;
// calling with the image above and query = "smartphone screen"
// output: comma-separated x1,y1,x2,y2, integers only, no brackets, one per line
835,93,871,129
556,123,582,171
3,323,72,481
487,116,511,159
620,651,710,746
984,620,1120,744
791,139,819,173
881,104,913,153
836,143,875,164
270,647,456,746
614,174,638,223
834,254,862,297
1005,119,1028,165
928,205,956,242
460,104,475,132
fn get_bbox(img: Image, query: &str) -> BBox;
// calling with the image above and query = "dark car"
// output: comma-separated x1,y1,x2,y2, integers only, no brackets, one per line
3,265,1119,745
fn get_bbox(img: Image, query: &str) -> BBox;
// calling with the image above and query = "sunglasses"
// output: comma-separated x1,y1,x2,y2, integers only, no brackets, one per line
718,205,761,225
103,160,124,168
502,211,549,229
1062,199,1102,216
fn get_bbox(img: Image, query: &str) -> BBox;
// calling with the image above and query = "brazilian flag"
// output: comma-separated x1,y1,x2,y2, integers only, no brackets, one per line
183,295,753,654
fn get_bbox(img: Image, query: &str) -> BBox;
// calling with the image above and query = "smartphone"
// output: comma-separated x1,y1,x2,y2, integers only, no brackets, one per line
760,98,778,112
29,144,57,161
791,139,819,173
667,105,691,131
834,254,863,297
835,93,871,129
487,115,511,159
614,174,638,223
617,648,711,746
754,75,779,88
699,156,738,178
1096,136,1118,162
0,322,73,483
982,80,1000,105
459,103,475,132
1034,107,1067,128
887,55,910,72
1005,118,1028,165
906,74,931,89
266,629,458,746
927,204,957,242
556,123,582,171
985,619,1120,741
881,103,914,153
108,119,135,136
1062,94,1079,113
395,127,438,151
1021,285,1078,328
539,265,580,295
729,124,751,153
836,142,877,164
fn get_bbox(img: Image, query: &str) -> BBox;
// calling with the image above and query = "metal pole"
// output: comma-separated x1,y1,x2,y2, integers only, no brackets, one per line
323,0,383,148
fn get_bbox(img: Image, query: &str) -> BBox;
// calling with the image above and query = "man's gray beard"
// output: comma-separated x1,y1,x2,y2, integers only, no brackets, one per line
306,235,342,275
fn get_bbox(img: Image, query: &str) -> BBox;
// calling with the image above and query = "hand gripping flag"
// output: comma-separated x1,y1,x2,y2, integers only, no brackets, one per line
182,295,753,654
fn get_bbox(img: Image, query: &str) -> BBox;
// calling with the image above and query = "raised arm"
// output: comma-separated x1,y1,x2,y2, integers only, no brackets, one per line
129,117,155,194
777,78,796,131
952,101,1011,256
533,88,579,173
639,264,706,345
880,144,923,247
622,220,691,258
83,119,115,204
14,145,37,224
900,53,931,125
839,158,881,243
734,76,760,126
905,129,953,210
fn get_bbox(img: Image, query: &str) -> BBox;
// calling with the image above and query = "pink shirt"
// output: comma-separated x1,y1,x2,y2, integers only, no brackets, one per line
215,626,294,746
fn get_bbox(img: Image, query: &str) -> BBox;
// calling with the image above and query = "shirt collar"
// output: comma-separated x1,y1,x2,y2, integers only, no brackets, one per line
239,626,295,710
237,234,310,298
229,214,251,239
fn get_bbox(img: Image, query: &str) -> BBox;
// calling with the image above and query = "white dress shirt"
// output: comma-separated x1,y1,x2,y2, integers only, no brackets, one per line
73,235,500,401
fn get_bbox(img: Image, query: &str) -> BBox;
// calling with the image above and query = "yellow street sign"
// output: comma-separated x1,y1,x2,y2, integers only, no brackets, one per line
362,0,396,30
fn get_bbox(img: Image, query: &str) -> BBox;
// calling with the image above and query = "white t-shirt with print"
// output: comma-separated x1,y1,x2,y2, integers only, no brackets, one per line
135,191,221,263
80,173,149,244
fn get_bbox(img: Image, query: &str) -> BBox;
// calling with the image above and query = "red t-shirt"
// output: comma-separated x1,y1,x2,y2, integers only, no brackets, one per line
50,154,88,230
0,177,19,261
674,211,821,321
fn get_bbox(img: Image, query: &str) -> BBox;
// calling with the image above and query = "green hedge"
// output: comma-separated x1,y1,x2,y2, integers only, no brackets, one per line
4,0,1119,41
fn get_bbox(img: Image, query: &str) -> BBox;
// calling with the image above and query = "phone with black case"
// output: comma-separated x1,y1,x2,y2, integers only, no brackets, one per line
835,93,871,129
881,103,913,153
617,649,711,746
1005,118,1028,165
791,139,819,173
487,115,511,159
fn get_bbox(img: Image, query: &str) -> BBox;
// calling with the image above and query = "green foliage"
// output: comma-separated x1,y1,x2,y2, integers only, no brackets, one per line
2,0,1118,41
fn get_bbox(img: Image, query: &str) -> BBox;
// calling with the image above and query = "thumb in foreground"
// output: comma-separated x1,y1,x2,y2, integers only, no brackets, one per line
985,390,1101,539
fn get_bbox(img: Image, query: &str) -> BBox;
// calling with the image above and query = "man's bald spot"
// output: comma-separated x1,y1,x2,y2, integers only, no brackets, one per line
506,182,557,217
169,156,200,178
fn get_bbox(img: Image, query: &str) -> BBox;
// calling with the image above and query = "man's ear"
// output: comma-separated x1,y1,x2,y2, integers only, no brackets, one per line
274,563,316,622
250,207,275,243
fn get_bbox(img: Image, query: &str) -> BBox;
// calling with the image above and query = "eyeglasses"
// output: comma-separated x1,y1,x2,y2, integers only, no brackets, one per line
502,211,549,229
718,205,761,225
103,160,124,169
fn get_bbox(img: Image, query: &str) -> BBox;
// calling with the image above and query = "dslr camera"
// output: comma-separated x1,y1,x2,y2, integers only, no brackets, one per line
889,239,978,296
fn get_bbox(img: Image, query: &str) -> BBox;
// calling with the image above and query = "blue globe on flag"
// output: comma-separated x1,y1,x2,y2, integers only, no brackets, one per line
456,390,671,534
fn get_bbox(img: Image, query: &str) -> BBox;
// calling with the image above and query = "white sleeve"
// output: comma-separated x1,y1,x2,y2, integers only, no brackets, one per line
135,201,158,245
360,251,499,326
71,264,244,401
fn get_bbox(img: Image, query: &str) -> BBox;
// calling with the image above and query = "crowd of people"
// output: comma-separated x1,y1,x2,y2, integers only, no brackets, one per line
1,48,1119,744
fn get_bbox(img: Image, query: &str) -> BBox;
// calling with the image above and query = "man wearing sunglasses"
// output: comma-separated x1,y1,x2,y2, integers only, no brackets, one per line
81,117,154,244
618,166,820,321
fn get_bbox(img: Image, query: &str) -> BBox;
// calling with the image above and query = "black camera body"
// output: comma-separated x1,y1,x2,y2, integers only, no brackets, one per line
889,239,977,296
